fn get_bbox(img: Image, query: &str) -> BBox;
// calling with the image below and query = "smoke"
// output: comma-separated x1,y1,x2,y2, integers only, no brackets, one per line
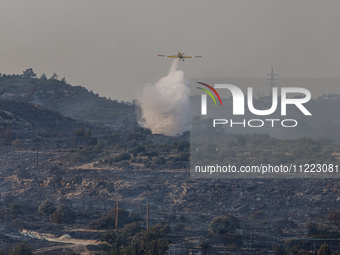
138,59,190,136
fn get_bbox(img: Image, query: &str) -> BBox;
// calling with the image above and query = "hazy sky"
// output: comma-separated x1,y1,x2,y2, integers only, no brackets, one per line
1,0,339,101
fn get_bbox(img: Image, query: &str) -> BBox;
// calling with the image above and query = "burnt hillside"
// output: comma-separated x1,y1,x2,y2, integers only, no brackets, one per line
0,69,136,130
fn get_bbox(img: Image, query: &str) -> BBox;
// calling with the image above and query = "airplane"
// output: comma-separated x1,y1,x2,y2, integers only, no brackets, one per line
158,52,201,61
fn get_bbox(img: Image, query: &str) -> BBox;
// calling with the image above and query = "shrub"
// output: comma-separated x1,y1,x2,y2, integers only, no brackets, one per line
38,200,56,217
87,208,130,230
209,215,240,235
173,223,185,231
49,204,76,224
319,243,331,255
10,242,33,255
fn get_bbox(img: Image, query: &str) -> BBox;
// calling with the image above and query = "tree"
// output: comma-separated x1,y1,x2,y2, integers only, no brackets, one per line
113,153,131,162
49,72,59,80
22,68,36,79
199,237,211,254
40,73,47,80
126,229,169,255
10,242,33,255
0,203,21,221
307,222,318,236
85,128,92,139
100,230,127,254
121,222,144,237
221,232,242,248
75,127,86,145
176,141,190,152
49,204,76,224
27,86,36,103
253,211,265,220
209,215,240,235
100,223,169,255
38,200,56,218
1,126,14,145
326,212,340,227
289,245,301,255
9,203,21,215
87,208,130,230
297,250,310,255
272,245,287,255
319,243,331,255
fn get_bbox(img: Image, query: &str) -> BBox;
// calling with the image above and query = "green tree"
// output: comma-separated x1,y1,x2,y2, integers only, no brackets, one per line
85,128,92,139
22,68,36,79
0,203,21,221
113,153,131,162
10,242,33,255
75,127,86,145
221,232,242,248
289,245,301,255
49,204,76,224
272,245,287,255
100,230,127,254
87,208,130,230
209,215,240,235
100,223,169,255
121,222,144,237
199,237,211,255
1,126,14,145
38,200,56,218
127,230,169,255
9,203,21,214
319,243,331,255
307,222,318,236
49,72,59,80
176,141,190,152
40,73,47,80
297,250,310,255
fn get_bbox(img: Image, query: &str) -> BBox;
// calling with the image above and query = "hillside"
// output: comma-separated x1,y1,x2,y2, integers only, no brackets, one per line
0,100,81,134
0,69,340,254
0,69,136,129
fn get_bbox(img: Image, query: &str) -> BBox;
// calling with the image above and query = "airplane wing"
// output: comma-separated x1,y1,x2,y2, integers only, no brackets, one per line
158,54,202,59
182,56,202,58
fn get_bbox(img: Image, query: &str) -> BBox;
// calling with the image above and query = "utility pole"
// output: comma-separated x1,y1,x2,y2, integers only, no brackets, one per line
36,134,39,166
115,194,119,230
267,66,278,97
146,201,149,233
205,120,209,145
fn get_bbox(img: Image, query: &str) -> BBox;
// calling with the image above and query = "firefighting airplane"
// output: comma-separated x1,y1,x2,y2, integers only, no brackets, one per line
158,52,202,61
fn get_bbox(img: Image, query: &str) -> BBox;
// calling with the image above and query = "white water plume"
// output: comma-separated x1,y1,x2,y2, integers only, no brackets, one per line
138,59,190,136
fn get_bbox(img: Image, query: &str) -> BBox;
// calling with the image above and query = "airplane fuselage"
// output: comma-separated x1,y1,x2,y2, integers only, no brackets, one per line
158,51,201,61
